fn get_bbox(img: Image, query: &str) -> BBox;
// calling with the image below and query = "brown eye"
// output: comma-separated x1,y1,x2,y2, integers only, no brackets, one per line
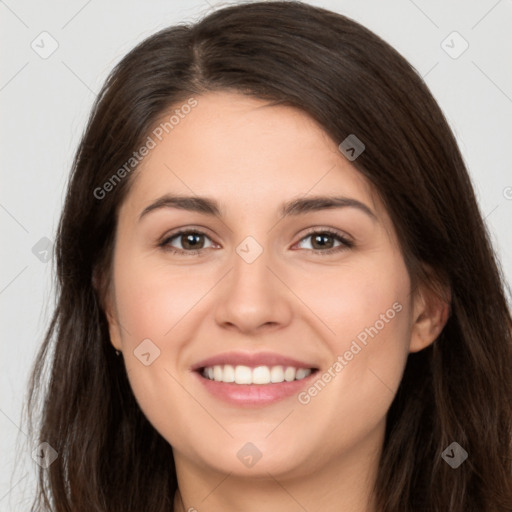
310,233,336,250
160,230,214,254
295,229,353,255
178,232,206,250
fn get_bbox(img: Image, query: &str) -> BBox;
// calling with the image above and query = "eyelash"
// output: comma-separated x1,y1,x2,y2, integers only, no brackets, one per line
158,227,354,257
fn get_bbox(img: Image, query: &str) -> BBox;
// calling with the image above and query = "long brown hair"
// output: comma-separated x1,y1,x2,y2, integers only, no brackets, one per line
26,1,512,510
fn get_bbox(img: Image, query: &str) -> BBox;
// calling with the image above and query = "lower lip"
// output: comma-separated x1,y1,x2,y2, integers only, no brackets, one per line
194,370,317,407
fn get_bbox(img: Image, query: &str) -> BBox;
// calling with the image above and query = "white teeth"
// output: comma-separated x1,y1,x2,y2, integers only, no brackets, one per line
295,368,310,380
252,366,271,384
234,365,252,384
270,365,285,383
284,366,296,382
213,365,223,382
223,364,235,383
201,364,313,384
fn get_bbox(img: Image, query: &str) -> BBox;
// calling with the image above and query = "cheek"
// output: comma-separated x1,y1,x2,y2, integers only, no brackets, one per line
111,255,210,441
113,254,208,346
292,255,412,445
290,250,411,354
295,304,410,461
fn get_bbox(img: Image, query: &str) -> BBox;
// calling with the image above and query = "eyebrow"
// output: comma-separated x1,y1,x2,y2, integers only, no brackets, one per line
138,194,377,222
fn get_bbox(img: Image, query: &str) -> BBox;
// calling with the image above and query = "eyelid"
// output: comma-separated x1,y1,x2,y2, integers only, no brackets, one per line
291,226,354,255
158,226,354,256
158,227,215,253
295,226,354,245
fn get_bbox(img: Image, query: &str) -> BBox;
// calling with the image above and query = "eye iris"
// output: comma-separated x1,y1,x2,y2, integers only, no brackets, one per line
312,233,334,250
182,233,204,250
172,232,341,251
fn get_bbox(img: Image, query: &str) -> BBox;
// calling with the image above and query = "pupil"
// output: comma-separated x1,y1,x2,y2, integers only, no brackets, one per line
313,234,333,249
183,233,202,250
179,233,335,251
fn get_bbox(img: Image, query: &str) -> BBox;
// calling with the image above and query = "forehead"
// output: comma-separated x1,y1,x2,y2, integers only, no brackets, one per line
120,90,386,224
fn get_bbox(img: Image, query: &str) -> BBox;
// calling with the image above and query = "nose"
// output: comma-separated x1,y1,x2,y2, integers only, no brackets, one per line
214,241,293,335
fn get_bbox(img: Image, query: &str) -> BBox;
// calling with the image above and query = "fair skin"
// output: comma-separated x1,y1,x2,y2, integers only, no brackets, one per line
104,91,448,512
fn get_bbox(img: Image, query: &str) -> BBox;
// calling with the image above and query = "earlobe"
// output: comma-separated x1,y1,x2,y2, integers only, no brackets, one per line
409,285,451,353
105,305,123,352
92,267,123,352
104,295,123,352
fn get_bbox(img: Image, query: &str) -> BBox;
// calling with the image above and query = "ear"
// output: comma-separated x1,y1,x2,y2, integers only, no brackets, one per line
92,265,123,352
409,281,451,353
104,292,123,352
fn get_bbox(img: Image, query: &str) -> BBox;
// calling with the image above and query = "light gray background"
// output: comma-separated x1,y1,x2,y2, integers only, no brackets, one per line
1,0,511,509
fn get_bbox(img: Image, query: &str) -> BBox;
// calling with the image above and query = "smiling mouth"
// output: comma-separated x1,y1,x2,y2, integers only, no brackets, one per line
198,364,319,385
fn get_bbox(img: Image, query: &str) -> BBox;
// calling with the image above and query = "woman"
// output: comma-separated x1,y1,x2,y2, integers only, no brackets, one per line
27,1,512,510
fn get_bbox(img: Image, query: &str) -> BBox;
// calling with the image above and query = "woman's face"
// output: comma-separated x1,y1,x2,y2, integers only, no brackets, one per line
105,90,435,481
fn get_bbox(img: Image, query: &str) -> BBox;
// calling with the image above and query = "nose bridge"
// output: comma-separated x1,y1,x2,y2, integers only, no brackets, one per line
214,232,291,331
231,234,273,295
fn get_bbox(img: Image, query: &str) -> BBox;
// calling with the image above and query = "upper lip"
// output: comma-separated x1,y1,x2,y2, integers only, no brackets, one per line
191,351,319,371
